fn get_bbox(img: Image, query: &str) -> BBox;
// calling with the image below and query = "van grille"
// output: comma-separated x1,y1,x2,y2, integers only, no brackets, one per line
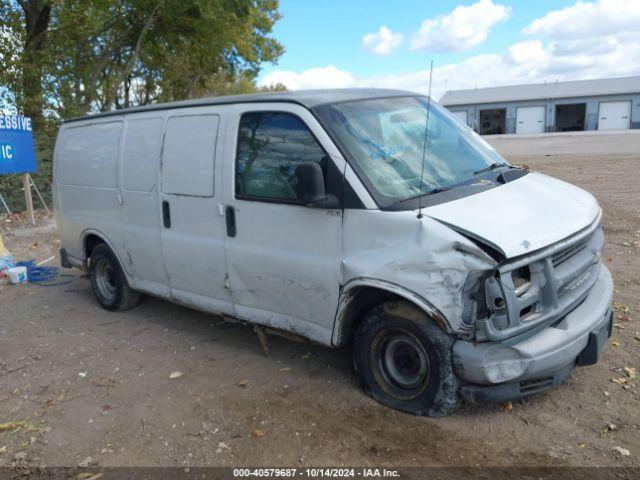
480,218,604,343
552,240,588,267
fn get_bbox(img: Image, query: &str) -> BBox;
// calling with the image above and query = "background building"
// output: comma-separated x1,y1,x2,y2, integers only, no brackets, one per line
440,76,640,135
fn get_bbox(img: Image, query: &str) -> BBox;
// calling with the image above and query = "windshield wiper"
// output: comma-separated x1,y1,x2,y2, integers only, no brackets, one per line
387,185,454,208
426,186,453,195
474,163,514,175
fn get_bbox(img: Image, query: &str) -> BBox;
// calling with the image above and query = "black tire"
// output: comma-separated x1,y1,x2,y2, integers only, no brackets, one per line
354,300,459,417
88,243,141,311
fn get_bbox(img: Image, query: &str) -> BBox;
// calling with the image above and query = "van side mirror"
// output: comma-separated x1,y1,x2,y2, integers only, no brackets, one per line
293,162,330,206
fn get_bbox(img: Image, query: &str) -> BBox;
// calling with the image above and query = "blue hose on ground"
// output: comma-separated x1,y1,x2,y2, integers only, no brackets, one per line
16,260,77,286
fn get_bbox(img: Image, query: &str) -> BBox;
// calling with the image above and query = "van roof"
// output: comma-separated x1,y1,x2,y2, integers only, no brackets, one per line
65,88,419,123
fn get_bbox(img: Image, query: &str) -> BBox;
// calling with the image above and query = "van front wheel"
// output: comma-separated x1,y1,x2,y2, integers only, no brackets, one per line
354,300,459,417
88,244,141,311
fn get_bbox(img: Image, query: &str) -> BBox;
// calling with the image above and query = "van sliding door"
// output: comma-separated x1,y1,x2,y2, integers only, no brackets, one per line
159,108,233,314
120,116,169,295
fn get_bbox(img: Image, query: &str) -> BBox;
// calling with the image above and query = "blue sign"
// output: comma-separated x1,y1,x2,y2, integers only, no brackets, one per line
0,114,37,174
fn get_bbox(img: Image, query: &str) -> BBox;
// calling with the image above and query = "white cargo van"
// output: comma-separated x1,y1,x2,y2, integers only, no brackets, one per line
54,89,613,416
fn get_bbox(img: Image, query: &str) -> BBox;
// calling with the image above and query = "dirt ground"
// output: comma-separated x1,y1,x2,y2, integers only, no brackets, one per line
0,131,639,468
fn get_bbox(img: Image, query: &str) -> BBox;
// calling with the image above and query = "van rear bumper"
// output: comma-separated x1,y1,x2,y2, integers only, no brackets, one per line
453,265,613,400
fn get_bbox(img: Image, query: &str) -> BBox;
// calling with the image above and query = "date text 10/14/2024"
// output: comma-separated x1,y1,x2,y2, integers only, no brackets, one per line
232,469,400,478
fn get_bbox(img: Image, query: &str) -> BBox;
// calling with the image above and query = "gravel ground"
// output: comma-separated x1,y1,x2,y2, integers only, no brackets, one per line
0,131,638,468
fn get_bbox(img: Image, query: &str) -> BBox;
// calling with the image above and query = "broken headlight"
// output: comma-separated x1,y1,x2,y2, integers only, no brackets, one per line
460,269,492,336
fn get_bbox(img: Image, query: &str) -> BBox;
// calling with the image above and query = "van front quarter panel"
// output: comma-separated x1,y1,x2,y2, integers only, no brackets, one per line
335,209,498,345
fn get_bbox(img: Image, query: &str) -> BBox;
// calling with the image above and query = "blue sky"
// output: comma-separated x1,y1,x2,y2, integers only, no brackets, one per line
258,0,640,99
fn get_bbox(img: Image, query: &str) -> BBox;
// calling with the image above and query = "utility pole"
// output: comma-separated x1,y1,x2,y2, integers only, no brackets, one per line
22,173,35,225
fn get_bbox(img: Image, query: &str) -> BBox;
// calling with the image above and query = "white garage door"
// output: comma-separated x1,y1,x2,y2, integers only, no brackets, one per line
516,106,546,134
598,101,631,131
452,110,468,125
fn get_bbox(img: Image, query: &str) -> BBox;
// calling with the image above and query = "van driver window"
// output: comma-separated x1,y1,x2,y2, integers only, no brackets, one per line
235,112,326,202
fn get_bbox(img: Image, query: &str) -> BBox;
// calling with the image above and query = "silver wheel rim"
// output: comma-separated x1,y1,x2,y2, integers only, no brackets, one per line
94,258,116,301
380,334,429,390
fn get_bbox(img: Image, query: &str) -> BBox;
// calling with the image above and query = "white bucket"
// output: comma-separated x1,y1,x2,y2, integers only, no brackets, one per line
8,266,27,285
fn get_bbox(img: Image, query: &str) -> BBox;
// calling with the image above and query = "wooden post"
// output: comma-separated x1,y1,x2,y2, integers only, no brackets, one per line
22,173,35,225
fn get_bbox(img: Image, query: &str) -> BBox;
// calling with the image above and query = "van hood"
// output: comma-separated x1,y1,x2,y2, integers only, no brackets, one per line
423,172,600,259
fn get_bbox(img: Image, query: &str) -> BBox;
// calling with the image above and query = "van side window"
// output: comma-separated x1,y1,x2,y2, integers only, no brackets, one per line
58,121,121,188
235,112,326,202
162,114,219,197
123,117,163,192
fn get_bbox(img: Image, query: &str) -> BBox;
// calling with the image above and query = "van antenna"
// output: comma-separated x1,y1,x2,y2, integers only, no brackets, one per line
417,60,434,220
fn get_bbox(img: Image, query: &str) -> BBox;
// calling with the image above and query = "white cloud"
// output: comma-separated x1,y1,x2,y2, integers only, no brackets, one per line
261,35,640,101
411,0,511,53
386,33,640,99
504,40,550,66
260,0,640,100
260,65,356,90
362,26,404,55
517,0,640,82
523,0,640,40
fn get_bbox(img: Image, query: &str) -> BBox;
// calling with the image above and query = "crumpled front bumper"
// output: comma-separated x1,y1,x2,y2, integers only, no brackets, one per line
453,265,613,402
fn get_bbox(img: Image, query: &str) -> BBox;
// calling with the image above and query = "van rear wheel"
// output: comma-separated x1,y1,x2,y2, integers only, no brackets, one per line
88,243,141,311
354,300,459,417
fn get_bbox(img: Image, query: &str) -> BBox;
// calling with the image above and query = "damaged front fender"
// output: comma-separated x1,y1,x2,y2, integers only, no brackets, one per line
334,209,497,345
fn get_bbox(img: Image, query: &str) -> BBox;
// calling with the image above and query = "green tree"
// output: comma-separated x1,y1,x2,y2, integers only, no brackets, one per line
0,0,284,212
0,0,284,120
1,1,52,129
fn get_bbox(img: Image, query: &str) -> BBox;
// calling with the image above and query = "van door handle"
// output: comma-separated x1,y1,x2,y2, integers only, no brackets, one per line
162,200,171,228
225,205,236,237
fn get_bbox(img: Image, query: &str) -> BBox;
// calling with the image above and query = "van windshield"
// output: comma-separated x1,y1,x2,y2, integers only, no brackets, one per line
314,96,509,208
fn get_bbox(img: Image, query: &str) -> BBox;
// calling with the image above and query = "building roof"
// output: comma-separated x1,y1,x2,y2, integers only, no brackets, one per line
439,75,640,107
65,88,419,123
